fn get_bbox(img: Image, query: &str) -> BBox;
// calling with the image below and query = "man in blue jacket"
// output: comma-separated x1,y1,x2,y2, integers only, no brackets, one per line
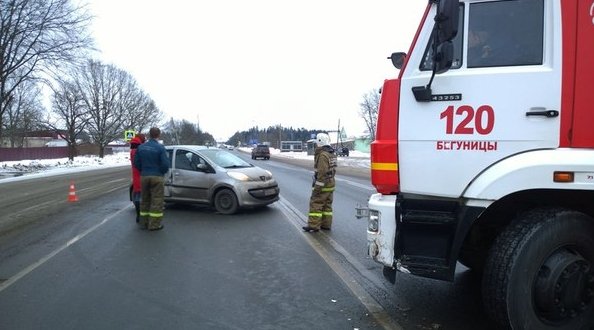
133,127,170,231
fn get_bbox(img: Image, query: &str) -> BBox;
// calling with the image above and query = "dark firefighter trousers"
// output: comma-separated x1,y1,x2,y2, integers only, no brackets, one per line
139,176,165,230
307,185,335,229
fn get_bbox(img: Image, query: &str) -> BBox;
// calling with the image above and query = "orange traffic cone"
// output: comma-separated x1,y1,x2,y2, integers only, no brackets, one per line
68,181,79,202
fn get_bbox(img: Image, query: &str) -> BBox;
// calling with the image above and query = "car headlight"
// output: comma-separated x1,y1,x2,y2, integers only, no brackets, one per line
227,172,249,181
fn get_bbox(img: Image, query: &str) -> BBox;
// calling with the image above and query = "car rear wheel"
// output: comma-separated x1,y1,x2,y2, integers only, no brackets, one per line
214,188,239,215
482,208,594,330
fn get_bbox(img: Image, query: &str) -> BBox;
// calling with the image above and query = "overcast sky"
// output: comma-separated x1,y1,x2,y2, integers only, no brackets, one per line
86,1,427,141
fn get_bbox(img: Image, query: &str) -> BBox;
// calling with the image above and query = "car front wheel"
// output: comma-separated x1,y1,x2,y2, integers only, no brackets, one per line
214,188,239,215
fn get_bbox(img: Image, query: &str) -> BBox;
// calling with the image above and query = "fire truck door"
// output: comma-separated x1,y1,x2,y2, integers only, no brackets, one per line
398,0,561,198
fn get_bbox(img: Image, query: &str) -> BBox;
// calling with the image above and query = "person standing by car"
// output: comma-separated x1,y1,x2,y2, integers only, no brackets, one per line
302,133,337,232
133,127,170,231
129,133,146,223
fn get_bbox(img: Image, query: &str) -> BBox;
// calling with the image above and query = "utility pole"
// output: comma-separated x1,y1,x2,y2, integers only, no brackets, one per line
337,119,341,148
278,124,282,149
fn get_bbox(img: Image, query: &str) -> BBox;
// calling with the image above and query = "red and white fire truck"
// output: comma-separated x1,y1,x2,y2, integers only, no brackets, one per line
358,0,594,328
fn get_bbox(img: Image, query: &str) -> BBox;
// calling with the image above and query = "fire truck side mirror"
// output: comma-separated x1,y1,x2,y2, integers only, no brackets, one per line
411,40,454,102
388,52,406,69
411,0,459,102
434,41,453,74
435,0,459,43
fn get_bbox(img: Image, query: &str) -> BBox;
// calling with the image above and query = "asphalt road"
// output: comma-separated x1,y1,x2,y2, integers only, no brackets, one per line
244,151,494,330
0,165,383,329
0,153,495,329
0,167,130,236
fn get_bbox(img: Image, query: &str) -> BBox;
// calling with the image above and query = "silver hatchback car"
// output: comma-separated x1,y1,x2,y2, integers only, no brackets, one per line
163,145,279,214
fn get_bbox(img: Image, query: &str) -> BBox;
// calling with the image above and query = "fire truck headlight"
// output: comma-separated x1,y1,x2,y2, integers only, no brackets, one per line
368,210,379,232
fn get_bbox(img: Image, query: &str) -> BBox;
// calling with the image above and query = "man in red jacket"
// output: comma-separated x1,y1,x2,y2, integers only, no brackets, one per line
129,133,145,223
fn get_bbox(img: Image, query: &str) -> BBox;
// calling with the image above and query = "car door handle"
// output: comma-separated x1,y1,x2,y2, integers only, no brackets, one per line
525,110,559,118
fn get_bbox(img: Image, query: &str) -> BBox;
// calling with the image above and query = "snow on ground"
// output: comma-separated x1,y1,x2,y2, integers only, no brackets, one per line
0,147,370,183
0,152,131,183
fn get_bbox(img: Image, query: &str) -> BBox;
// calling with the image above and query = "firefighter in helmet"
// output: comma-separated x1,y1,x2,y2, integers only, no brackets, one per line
303,132,337,232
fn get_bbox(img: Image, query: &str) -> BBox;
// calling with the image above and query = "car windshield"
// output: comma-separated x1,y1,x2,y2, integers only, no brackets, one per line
200,149,253,168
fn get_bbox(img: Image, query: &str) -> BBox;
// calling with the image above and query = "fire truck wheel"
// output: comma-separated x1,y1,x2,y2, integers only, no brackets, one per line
482,208,594,330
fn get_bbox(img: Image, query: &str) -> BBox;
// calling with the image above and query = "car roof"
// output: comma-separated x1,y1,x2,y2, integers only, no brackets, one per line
165,145,216,151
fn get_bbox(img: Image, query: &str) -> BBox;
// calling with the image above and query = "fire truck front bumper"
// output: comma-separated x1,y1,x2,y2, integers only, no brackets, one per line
356,193,400,270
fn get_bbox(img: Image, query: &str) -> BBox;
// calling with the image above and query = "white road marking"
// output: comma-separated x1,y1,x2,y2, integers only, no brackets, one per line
335,176,375,191
0,205,131,293
276,197,402,330
12,200,56,215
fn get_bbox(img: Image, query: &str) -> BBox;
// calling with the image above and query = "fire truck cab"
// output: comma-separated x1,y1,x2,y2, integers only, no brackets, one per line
361,0,594,328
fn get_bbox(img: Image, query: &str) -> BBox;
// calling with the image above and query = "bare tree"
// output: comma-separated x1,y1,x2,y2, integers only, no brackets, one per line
162,117,180,145
161,118,214,145
359,88,380,140
77,60,122,157
0,0,93,141
2,80,44,147
179,120,202,145
120,89,163,135
77,60,160,157
47,76,89,160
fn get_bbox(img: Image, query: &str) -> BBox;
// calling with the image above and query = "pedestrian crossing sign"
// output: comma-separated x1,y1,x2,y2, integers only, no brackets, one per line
124,130,135,142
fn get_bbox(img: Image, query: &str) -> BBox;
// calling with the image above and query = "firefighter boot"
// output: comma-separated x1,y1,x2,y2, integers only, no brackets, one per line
148,217,164,231
302,226,319,232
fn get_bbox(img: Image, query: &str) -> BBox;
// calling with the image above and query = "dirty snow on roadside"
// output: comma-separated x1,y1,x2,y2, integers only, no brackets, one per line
0,152,131,182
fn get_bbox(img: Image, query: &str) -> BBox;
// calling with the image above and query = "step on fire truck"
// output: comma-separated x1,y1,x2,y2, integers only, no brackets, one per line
357,0,594,329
